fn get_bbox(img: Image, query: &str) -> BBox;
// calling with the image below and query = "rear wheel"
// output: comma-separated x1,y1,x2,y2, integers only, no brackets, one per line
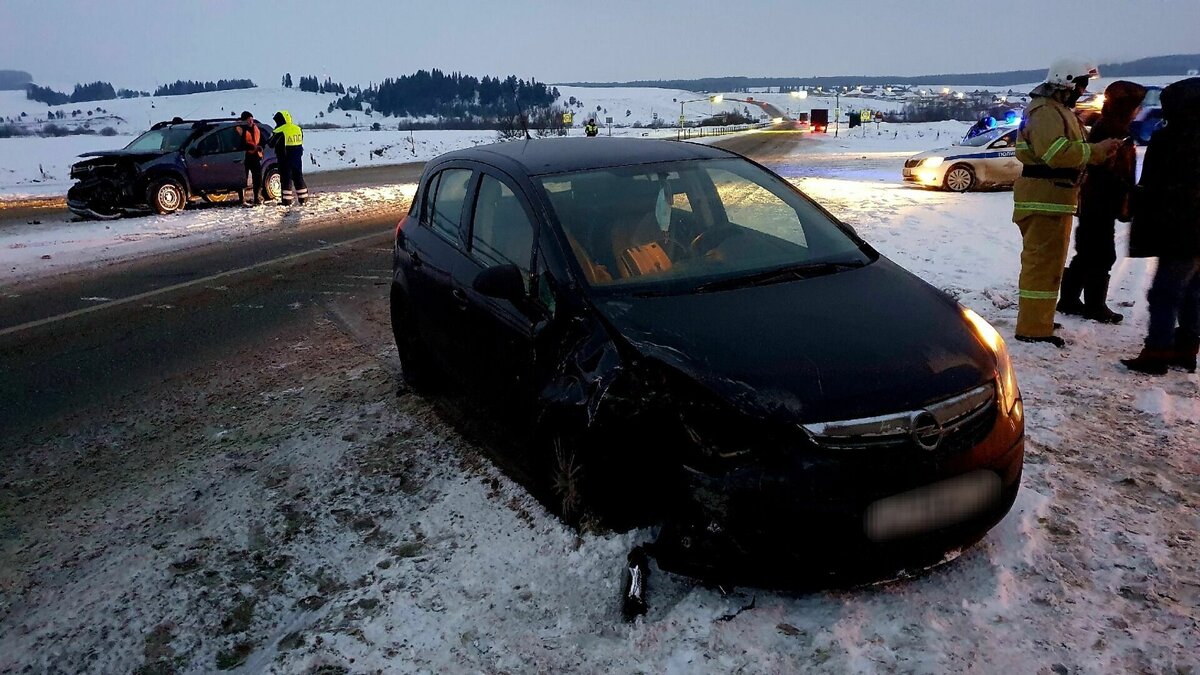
944,164,976,193
390,286,440,393
148,178,186,214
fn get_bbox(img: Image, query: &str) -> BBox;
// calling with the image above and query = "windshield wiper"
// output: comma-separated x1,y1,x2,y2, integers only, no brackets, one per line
692,260,867,294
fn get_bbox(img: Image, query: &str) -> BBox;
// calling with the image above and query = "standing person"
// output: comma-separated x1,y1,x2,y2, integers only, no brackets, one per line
237,111,266,206
1011,58,1123,347
270,110,307,206
585,119,599,137
1058,81,1147,323
1121,77,1200,375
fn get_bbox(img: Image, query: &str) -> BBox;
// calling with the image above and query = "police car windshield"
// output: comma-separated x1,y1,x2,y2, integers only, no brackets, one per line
125,127,193,153
959,127,1013,147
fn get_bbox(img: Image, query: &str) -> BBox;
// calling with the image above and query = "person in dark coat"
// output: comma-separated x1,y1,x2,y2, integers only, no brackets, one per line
1058,80,1147,323
1121,77,1200,374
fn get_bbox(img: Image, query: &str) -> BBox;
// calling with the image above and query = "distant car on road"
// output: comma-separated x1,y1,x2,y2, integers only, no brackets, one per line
67,118,281,219
391,137,1024,587
903,126,1020,192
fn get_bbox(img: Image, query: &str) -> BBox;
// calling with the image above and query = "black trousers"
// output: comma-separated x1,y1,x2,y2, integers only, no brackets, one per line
243,153,264,202
280,146,308,204
1063,204,1118,305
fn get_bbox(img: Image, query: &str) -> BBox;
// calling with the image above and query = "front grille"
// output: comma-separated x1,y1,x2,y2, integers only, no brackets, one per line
801,383,997,454
904,158,923,168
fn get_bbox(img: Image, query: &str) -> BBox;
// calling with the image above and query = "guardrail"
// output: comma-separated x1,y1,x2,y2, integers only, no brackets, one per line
675,122,771,141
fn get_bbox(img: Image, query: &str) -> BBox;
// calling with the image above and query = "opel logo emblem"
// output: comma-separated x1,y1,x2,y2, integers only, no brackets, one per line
909,410,944,451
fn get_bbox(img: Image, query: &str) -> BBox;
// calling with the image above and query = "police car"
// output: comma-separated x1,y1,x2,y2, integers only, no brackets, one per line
902,125,1021,192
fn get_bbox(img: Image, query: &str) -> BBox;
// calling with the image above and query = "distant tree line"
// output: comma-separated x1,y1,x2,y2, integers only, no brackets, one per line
561,54,1200,91
152,79,255,97
297,75,346,95
24,78,254,105
0,69,33,91
26,81,117,105
328,70,559,119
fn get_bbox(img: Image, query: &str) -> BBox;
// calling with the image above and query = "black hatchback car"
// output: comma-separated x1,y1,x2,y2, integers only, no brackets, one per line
67,118,281,219
390,137,1024,586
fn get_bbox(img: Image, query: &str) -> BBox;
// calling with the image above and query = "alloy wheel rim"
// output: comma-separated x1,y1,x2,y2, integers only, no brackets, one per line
268,173,281,198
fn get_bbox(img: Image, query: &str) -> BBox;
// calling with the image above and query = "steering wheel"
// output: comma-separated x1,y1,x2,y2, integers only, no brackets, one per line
690,225,741,255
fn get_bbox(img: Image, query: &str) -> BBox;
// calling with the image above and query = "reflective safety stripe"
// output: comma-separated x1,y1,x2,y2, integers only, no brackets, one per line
1081,141,1092,165
1014,201,1077,214
1016,141,1031,150
1041,137,1069,163
1019,289,1060,300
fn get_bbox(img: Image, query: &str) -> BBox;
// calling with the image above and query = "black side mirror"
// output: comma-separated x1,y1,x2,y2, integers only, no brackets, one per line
473,264,526,301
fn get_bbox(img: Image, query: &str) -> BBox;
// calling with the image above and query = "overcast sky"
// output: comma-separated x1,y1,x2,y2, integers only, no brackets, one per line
3,0,1198,89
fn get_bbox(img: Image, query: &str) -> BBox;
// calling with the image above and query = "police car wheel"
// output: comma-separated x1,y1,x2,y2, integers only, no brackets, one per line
944,164,975,193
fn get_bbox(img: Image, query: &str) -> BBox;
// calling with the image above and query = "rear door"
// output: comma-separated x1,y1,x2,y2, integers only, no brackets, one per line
187,126,246,192
989,129,1021,184
454,169,547,406
405,165,477,377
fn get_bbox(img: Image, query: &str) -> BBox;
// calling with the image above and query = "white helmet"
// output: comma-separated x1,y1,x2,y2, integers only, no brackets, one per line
1045,58,1100,88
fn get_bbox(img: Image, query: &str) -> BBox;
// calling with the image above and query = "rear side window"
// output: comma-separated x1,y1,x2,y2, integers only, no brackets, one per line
470,175,535,272
426,168,472,244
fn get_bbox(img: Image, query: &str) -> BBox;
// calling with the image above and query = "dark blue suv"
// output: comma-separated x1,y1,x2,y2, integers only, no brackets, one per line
67,118,280,219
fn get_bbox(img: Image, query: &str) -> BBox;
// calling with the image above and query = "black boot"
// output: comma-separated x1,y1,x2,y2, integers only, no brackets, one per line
1121,347,1172,375
1173,328,1199,373
1082,274,1123,324
1016,333,1067,348
1057,266,1085,316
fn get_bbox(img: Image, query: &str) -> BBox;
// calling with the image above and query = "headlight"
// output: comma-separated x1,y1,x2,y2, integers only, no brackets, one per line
920,156,944,168
962,307,1020,417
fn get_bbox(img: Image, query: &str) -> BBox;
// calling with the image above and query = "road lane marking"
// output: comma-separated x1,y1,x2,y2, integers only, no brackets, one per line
0,230,392,337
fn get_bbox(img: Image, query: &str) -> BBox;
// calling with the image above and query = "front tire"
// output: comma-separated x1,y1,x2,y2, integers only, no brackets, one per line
148,178,186,214
944,164,976,193
264,167,282,201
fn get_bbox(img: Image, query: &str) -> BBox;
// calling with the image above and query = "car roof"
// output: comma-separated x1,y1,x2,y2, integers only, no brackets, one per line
432,137,736,176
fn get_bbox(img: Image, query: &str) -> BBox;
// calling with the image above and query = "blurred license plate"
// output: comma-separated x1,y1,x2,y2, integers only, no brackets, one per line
864,470,1001,542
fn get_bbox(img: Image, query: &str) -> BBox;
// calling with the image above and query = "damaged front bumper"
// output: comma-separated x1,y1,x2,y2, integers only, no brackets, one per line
650,409,1024,588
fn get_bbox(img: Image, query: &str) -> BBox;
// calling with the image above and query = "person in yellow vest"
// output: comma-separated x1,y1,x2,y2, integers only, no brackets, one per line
1012,58,1123,347
585,119,599,137
269,110,307,206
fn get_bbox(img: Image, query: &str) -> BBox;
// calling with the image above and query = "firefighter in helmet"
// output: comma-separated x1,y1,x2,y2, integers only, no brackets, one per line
1011,58,1123,347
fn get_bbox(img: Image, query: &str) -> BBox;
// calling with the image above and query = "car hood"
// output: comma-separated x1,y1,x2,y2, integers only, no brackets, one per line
76,150,164,161
592,258,996,424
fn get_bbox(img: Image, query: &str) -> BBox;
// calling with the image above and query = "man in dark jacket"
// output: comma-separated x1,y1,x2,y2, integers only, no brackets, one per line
1122,77,1200,374
1058,81,1146,323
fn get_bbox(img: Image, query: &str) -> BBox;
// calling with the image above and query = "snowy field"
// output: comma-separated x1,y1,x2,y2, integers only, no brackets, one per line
1,129,1197,673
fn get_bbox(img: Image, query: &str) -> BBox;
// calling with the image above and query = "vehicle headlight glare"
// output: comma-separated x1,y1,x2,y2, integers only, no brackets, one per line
962,307,1019,415
921,156,944,168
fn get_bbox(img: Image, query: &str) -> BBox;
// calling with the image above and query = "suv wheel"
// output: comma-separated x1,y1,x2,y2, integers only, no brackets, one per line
148,178,186,214
264,168,282,201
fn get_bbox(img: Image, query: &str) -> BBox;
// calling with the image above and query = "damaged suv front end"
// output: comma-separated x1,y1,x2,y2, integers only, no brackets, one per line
67,151,165,219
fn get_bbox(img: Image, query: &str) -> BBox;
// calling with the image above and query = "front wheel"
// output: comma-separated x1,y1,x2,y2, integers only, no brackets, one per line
264,167,282,201
148,178,186,214
944,164,976,193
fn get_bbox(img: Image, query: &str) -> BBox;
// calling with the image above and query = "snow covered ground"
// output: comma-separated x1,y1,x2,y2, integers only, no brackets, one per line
1,129,1197,674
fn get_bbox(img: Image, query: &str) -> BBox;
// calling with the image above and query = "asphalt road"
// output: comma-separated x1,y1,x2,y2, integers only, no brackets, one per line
0,161,426,228
0,132,803,439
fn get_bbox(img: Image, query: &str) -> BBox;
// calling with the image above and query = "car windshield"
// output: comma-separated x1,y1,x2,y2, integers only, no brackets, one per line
124,127,194,153
959,127,1013,147
538,157,872,295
